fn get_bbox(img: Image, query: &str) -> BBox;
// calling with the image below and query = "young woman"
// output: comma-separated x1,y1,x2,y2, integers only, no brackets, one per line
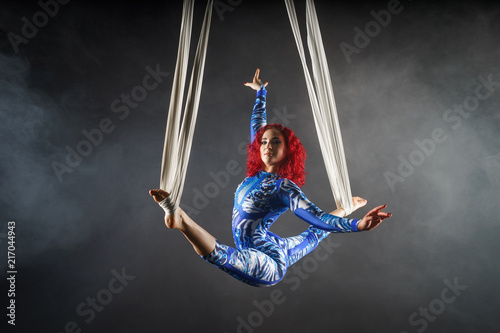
150,69,392,287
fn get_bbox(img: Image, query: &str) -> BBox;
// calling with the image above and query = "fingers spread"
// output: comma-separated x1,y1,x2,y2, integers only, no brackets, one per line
368,204,387,214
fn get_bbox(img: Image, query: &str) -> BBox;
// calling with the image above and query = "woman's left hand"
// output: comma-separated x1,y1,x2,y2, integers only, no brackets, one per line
357,204,392,231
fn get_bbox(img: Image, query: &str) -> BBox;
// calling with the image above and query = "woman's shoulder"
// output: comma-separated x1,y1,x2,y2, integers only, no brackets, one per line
277,177,302,192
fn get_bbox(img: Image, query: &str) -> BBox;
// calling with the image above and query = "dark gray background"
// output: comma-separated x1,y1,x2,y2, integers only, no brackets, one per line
1,0,499,332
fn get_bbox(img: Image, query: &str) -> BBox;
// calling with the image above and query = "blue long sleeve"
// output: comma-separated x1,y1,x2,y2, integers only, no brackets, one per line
251,86,267,143
277,179,360,232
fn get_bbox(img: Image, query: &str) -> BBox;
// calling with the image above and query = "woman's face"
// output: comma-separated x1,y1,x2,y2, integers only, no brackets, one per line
260,128,286,173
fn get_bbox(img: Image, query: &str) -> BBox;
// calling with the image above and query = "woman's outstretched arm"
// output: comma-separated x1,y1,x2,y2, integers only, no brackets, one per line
278,179,392,232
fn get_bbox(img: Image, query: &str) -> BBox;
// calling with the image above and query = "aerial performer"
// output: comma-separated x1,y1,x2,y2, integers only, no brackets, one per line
150,69,392,287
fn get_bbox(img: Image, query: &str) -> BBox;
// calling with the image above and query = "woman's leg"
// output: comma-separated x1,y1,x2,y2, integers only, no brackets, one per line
205,244,287,287
269,226,330,267
150,189,287,287
150,189,215,256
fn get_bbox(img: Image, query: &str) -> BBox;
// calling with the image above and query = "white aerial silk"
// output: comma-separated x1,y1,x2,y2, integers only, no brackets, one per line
159,0,213,215
160,0,353,216
284,0,354,215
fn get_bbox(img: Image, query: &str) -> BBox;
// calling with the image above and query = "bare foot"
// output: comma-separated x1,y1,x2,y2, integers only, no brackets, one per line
149,189,170,202
149,189,184,230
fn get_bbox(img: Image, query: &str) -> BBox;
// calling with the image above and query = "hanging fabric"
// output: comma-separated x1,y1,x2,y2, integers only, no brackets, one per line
160,0,213,215
284,0,354,215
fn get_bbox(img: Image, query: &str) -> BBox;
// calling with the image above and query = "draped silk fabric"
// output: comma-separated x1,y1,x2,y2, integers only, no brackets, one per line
160,0,353,217
285,0,354,215
159,0,213,215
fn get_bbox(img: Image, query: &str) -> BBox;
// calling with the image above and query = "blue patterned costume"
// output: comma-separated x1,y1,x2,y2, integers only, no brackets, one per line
202,86,360,287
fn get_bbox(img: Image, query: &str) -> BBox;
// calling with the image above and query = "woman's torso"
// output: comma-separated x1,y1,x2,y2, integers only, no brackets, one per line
232,171,288,250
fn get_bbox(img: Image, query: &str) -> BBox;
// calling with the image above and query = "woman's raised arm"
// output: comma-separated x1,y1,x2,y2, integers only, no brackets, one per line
244,68,268,91
245,68,269,143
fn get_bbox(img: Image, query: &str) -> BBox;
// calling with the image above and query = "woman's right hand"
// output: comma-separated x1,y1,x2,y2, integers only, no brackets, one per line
244,68,268,91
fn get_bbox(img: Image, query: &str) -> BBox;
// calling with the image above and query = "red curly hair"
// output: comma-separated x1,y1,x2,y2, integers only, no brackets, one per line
246,124,307,187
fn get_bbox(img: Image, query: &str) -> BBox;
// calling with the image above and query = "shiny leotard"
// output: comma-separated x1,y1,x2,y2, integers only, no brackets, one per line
202,86,360,287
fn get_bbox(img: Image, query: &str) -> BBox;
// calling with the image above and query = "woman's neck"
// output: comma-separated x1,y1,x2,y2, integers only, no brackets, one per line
262,165,278,174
